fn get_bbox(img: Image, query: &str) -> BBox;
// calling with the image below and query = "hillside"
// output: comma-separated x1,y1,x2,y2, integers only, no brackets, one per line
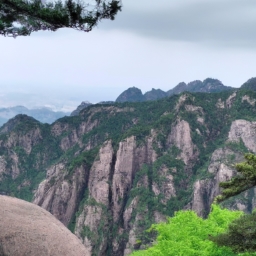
0,88,256,255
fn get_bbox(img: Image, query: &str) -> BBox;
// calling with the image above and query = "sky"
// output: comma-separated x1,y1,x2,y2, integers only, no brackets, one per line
1,0,256,111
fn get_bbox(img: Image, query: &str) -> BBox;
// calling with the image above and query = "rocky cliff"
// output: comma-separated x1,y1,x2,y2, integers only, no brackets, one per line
1,89,256,255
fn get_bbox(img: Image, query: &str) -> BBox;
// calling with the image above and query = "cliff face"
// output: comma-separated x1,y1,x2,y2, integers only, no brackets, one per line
1,90,256,255
33,163,88,226
189,119,256,217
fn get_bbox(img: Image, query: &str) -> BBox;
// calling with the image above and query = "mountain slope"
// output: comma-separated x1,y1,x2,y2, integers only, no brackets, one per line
241,77,256,91
0,89,256,255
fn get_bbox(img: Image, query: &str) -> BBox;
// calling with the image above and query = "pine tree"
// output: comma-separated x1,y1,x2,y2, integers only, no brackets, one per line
0,0,121,37
215,153,256,203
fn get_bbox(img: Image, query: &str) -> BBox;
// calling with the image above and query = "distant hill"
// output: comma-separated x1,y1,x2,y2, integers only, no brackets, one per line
114,78,234,103
70,101,92,116
241,77,256,91
71,77,252,116
0,106,69,127
115,87,145,103
167,78,233,95
144,88,167,101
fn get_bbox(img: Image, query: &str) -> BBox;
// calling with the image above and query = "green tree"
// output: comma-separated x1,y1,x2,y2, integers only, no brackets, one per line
215,153,256,203
210,211,256,254
130,205,242,256
0,0,121,37
211,153,256,254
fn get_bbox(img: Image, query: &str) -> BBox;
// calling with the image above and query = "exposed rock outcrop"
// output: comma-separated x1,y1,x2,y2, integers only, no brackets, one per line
242,95,256,106
167,120,197,165
0,195,89,256
189,147,240,217
228,119,256,153
33,163,88,226
75,140,114,255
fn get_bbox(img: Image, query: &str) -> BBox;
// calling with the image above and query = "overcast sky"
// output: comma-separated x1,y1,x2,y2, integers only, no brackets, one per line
1,0,256,111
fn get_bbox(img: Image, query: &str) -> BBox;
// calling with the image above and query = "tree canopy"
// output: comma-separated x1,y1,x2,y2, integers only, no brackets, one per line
0,0,121,37
210,210,256,254
209,153,256,253
215,153,256,203
130,205,243,256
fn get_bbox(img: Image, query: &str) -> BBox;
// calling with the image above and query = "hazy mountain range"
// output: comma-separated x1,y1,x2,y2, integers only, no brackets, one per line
0,106,70,127
71,77,256,116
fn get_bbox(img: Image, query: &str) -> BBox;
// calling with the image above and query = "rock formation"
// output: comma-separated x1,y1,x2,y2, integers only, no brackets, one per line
0,195,90,256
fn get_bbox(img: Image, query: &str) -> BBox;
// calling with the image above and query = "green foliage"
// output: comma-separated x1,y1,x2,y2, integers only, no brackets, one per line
226,139,250,154
0,0,121,37
68,146,99,173
130,205,243,256
211,211,256,254
216,153,256,203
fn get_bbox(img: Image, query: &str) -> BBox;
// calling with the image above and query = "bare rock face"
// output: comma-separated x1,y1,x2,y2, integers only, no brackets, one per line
242,95,256,106
228,119,256,153
112,136,137,222
0,153,20,181
5,127,42,154
226,91,237,108
216,98,225,109
189,147,243,217
0,195,89,256
74,134,159,255
75,140,114,255
152,165,176,204
168,120,197,165
33,163,88,226
0,156,6,181
60,120,98,151
189,119,256,217
88,140,114,206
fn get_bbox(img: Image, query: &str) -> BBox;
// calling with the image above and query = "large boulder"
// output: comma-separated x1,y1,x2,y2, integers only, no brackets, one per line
0,195,89,256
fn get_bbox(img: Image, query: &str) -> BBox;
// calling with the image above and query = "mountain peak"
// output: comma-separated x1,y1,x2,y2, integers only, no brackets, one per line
241,77,256,91
70,101,93,116
115,87,145,103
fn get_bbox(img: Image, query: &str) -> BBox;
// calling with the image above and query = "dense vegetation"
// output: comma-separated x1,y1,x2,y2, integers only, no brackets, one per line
130,152,256,255
130,205,244,256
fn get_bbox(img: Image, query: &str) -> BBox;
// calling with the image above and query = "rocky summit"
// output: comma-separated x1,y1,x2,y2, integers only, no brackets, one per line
0,85,256,255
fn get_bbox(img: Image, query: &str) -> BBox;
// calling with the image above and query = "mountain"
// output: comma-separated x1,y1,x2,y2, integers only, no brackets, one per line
144,88,167,101
0,89,256,255
167,78,233,96
0,106,69,126
70,101,93,116
241,77,256,91
116,87,145,102
114,78,234,103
